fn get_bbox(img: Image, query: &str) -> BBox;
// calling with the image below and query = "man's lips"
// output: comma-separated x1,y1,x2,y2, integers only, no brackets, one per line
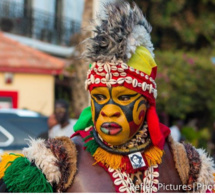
100,122,122,135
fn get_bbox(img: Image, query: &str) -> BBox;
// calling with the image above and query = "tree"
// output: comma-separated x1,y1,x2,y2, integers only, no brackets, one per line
128,0,215,127
70,0,93,117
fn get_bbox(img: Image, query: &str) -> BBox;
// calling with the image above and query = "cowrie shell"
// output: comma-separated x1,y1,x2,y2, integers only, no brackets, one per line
98,67,103,72
149,84,153,93
142,82,147,91
117,78,125,84
132,79,138,87
120,72,127,76
113,72,119,77
95,78,100,84
100,73,106,76
140,72,144,77
121,63,128,69
125,77,132,84
145,75,149,80
106,73,110,81
118,68,124,72
111,66,117,71
104,64,110,73
90,75,95,84
130,67,135,72
101,78,106,84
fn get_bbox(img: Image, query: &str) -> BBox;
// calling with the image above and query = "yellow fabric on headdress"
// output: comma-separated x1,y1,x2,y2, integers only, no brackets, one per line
127,46,157,75
0,153,24,179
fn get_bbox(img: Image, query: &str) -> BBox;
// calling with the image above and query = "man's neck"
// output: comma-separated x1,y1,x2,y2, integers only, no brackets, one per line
60,121,69,129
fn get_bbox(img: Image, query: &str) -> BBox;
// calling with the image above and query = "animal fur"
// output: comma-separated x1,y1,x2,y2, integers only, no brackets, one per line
84,1,154,62
168,135,190,185
196,148,215,193
22,138,61,185
46,137,77,192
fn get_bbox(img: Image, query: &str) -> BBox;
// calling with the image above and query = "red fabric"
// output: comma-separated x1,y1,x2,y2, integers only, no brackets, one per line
147,106,170,150
87,62,156,105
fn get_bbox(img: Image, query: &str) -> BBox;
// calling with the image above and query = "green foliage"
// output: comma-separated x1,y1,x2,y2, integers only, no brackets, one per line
155,49,215,121
181,126,210,149
131,0,215,49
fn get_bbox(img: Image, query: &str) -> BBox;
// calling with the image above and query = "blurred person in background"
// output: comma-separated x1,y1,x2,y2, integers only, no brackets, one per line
170,120,184,142
49,99,75,138
37,113,58,140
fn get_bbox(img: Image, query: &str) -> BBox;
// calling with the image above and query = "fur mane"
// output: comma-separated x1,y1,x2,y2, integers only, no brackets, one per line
84,1,154,62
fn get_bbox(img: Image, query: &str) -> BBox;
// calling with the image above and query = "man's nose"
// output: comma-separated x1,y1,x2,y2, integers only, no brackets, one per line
100,104,121,118
101,110,120,117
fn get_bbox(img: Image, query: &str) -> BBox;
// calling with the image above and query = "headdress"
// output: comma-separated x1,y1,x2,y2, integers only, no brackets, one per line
82,2,169,149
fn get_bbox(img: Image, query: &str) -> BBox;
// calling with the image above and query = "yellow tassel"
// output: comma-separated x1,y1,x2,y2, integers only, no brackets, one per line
0,153,23,179
93,147,122,169
144,146,164,167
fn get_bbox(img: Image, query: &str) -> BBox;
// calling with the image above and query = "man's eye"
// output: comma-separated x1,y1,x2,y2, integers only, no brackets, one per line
118,95,130,101
94,94,106,101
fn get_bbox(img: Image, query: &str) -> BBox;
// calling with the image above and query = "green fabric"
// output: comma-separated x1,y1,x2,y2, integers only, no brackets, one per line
73,106,94,132
84,139,99,155
3,157,53,193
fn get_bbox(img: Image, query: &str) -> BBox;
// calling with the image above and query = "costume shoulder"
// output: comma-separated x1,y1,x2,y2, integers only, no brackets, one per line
168,135,215,192
0,136,77,193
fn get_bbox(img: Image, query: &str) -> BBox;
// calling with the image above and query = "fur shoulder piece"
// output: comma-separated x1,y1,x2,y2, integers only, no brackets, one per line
46,136,77,192
168,135,215,193
84,1,154,62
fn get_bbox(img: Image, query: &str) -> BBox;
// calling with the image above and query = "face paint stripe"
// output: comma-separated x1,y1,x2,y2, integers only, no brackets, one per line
136,99,147,112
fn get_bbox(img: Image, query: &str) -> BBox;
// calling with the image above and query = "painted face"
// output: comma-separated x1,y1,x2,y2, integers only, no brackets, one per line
90,86,148,146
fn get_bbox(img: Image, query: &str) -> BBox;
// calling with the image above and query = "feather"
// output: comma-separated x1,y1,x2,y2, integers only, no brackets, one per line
84,1,154,62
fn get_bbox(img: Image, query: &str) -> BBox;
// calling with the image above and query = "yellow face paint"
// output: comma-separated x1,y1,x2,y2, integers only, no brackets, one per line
90,86,148,146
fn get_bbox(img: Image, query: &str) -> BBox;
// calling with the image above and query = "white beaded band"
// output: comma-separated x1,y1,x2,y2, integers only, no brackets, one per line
86,61,157,99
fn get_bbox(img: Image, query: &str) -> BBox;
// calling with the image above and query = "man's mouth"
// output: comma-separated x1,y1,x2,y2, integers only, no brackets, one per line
100,122,122,135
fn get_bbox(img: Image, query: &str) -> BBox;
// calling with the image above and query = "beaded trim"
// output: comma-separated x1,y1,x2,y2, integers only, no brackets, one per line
85,61,157,98
108,164,159,193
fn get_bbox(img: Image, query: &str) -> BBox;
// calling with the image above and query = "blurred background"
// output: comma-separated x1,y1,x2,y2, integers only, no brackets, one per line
0,0,214,159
